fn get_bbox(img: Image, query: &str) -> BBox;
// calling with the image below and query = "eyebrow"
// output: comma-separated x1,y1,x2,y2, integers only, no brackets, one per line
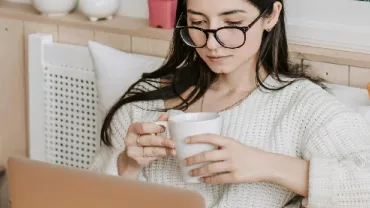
187,9,247,17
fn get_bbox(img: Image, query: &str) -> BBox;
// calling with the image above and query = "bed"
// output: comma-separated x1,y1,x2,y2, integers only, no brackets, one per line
27,33,370,170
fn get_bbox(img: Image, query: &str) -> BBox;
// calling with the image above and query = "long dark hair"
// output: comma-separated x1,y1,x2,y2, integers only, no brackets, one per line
101,0,322,146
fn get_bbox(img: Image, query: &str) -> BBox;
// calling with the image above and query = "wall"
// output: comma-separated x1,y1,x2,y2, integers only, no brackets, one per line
118,0,149,18
6,0,370,53
285,0,370,53
7,0,150,18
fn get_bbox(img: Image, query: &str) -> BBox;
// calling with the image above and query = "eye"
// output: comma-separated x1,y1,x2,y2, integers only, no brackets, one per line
190,20,205,26
226,21,243,26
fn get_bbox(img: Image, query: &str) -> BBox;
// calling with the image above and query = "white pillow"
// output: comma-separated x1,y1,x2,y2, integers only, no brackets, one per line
326,83,368,107
326,83,370,123
87,41,165,117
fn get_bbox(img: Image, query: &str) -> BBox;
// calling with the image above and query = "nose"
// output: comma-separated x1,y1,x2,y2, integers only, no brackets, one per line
206,32,220,50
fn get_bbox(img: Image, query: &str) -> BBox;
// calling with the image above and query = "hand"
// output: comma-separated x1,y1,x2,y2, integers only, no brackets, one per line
184,134,273,184
123,114,176,168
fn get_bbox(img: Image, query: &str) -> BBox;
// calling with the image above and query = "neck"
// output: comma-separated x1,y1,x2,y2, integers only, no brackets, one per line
211,57,268,94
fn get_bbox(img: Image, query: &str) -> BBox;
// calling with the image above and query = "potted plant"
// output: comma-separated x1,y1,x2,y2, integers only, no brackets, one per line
31,0,78,17
78,0,121,22
148,0,178,29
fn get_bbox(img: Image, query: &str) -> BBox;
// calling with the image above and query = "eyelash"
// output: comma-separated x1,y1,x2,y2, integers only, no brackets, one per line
190,20,243,26
226,21,243,26
190,21,204,26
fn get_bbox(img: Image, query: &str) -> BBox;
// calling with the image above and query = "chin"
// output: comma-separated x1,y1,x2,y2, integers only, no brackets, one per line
207,64,236,74
201,57,236,74
205,60,236,74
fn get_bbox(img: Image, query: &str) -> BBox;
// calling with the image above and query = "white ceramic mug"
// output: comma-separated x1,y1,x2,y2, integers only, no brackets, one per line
155,112,222,183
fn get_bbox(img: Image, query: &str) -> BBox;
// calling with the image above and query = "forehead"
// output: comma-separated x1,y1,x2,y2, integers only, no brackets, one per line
186,0,253,15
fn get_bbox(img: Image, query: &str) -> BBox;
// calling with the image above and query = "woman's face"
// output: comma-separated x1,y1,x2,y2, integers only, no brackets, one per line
185,0,268,74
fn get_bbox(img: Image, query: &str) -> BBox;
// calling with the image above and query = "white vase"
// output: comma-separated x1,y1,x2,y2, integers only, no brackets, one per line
78,0,121,22
31,0,78,17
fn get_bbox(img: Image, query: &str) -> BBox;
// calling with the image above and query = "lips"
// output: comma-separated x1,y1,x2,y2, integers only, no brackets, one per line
206,55,232,62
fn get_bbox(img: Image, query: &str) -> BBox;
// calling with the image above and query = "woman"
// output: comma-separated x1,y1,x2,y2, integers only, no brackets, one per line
90,0,370,207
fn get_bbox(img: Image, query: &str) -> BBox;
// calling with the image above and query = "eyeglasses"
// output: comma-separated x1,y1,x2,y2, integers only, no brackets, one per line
176,6,270,49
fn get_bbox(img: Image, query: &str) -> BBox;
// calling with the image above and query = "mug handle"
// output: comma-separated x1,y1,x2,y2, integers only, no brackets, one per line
153,121,169,137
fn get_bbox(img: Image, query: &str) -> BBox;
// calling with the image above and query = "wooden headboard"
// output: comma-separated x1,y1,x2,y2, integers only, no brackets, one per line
0,1,369,167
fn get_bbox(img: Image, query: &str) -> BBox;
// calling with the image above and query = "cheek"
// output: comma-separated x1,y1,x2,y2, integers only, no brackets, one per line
194,28,264,73
236,29,264,60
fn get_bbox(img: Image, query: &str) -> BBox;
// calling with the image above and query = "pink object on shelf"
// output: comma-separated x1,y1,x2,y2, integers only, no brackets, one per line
148,0,178,29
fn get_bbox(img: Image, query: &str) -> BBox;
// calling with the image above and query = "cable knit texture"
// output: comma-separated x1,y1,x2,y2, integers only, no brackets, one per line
89,76,370,208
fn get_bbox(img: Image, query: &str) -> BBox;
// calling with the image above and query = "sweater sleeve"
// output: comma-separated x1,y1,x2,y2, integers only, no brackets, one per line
88,103,131,174
301,110,370,207
88,103,147,181
89,80,161,179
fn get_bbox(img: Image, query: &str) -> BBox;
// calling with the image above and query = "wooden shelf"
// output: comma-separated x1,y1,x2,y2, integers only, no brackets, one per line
0,1,173,41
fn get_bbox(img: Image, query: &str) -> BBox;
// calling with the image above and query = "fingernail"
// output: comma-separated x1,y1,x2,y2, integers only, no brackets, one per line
167,139,175,149
185,137,190,143
188,170,193,176
184,160,188,166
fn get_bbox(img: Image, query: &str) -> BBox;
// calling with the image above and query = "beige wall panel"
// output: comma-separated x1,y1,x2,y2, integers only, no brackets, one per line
132,37,170,58
303,60,349,85
94,31,131,52
24,21,59,41
0,18,26,167
58,26,93,45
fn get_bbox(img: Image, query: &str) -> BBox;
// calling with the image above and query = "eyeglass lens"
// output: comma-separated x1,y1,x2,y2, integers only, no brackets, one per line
180,27,246,48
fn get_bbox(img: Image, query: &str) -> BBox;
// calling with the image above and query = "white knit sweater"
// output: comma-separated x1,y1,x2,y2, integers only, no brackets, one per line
89,76,370,208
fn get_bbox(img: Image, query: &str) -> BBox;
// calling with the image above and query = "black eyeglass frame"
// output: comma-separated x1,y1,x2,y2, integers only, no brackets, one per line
175,6,271,49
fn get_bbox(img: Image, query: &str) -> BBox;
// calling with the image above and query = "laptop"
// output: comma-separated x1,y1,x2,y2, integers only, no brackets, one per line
7,157,205,208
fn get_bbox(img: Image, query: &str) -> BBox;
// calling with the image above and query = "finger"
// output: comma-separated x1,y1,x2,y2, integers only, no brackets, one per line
129,122,165,135
166,148,176,157
190,162,231,177
185,134,231,147
127,146,174,158
138,135,175,148
126,146,144,158
144,147,176,157
185,149,227,166
157,113,169,121
124,132,140,147
201,173,237,184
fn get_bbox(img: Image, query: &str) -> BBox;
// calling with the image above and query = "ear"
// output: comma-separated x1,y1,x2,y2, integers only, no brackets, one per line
263,2,282,31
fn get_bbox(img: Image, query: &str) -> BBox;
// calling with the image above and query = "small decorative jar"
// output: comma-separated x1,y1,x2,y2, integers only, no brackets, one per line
148,0,178,29
78,0,121,22
31,0,78,17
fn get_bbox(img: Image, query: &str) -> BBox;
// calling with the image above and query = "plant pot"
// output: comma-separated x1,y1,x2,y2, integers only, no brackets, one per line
148,0,178,29
79,0,121,22
31,0,78,17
